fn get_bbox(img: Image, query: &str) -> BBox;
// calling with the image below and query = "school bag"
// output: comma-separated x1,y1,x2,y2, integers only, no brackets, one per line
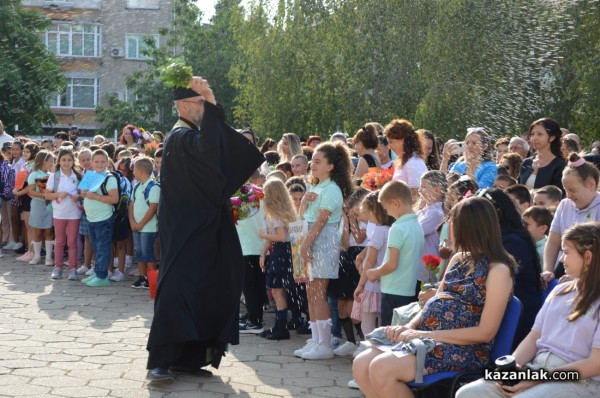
132,180,160,207
0,161,15,201
100,170,131,222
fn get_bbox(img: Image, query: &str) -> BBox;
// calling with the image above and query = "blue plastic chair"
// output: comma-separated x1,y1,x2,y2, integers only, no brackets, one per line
408,295,523,398
541,279,558,303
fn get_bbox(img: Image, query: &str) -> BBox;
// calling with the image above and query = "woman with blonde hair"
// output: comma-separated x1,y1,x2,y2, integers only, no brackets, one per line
279,133,303,163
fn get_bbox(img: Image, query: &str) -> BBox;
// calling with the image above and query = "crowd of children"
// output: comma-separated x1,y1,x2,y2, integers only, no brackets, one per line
1,115,599,396
0,128,162,289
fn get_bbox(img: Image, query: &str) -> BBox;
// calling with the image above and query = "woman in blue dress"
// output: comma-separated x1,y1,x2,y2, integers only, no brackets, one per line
353,196,516,398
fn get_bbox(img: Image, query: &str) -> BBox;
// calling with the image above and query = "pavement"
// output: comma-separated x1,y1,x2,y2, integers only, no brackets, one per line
0,253,361,398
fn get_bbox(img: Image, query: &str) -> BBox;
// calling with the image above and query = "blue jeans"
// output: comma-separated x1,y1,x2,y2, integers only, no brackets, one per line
327,296,343,339
133,231,157,262
88,217,114,279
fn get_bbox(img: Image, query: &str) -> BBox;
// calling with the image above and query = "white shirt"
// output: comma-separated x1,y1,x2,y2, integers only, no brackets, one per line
0,132,14,147
392,155,428,188
47,170,82,220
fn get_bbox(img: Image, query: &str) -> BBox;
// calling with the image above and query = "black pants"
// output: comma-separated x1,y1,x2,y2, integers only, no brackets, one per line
242,255,266,324
381,293,415,326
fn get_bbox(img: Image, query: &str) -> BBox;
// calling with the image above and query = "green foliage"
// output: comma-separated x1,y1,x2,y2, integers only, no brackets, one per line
0,0,65,133
95,0,600,147
158,58,193,88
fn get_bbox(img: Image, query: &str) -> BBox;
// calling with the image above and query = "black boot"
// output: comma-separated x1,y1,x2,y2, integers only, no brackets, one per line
266,309,290,340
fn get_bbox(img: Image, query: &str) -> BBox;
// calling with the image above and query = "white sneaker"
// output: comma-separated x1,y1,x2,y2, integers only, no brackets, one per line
293,340,317,358
45,258,54,267
301,343,334,360
29,257,42,265
3,241,17,250
12,242,24,251
51,268,63,279
331,336,343,349
333,341,358,356
109,270,124,282
85,267,95,276
107,271,113,279
77,265,89,275
347,379,359,389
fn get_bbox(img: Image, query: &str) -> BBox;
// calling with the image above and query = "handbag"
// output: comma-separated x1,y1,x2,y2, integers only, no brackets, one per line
392,337,437,383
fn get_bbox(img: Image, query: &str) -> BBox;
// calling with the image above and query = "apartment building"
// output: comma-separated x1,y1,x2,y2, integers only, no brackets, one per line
22,0,173,133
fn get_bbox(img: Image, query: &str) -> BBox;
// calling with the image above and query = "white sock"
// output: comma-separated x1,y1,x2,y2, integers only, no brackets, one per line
125,255,133,267
309,321,319,344
361,312,379,336
32,241,42,259
45,240,54,263
317,319,332,348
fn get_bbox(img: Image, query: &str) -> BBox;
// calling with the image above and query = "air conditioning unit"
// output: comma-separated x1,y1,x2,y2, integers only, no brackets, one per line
110,47,124,57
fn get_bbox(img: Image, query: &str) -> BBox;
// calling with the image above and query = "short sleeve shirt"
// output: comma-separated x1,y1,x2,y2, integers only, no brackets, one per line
417,202,444,280
47,170,82,220
549,193,600,265
380,213,425,296
393,155,428,188
304,178,343,224
133,180,160,233
27,170,49,202
364,223,390,293
533,283,600,381
83,170,117,223
449,160,498,189
266,217,290,242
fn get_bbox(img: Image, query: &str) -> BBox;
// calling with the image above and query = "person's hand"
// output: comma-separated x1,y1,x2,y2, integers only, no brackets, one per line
497,380,541,397
439,239,453,260
398,328,428,343
540,271,555,289
302,192,318,204
300,241,313,265
12,189,18,195
366,268,378,282
57,191,68,200
131,222,141,232
354,285,364,302
385,325,408,342
443,139,457,159
189,76,216,105
80,190,89,198
418,288,436,307
259,255,266,271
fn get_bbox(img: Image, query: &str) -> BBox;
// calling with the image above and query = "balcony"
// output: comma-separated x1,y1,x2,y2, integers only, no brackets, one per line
22,0,101,10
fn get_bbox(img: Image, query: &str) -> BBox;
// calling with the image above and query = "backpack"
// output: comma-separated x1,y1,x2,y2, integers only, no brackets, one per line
100,170,131,222
133,180,160,207
0,161,15,201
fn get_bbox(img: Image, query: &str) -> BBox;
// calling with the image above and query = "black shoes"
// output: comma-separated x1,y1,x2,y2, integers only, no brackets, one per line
296,321,311,335
266,328,290,341
146,367,175,383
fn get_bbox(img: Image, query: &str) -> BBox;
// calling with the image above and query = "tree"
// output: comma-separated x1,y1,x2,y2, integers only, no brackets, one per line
0,0,65,133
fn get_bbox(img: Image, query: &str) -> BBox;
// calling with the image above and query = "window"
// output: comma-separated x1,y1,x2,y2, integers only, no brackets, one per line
126,0,159,9
45,23,100,57
126,34,158,60
50,77,98,109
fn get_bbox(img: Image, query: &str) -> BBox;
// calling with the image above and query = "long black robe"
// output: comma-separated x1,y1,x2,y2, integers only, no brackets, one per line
146,102,264,369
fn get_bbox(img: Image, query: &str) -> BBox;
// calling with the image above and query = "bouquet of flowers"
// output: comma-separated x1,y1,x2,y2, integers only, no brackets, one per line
230,183,264,224
421,254,442,291
159,57,193,88
360,168,393,191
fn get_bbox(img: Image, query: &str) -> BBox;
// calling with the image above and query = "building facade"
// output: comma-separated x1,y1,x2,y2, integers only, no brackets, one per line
22,0,173,133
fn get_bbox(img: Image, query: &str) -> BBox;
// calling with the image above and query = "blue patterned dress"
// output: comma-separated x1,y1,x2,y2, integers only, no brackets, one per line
419,257,492,373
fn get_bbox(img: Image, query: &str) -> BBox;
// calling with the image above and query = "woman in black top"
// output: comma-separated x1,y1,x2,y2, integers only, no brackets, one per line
519,118,566,192
352,123,381,181
483,188,542,347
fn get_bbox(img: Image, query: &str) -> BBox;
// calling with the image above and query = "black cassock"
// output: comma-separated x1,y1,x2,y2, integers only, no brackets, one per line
147,102,264,369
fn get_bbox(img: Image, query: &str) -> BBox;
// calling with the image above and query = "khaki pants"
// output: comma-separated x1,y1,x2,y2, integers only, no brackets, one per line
456,351,600,398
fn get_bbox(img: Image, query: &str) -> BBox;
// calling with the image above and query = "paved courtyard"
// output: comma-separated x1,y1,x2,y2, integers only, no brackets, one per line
0,254,361,398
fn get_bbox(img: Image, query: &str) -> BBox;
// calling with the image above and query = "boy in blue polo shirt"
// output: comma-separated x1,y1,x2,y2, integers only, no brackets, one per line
129,157,160,289
367,180,424,326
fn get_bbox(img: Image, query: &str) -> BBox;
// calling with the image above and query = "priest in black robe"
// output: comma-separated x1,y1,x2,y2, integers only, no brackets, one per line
146,77,264,382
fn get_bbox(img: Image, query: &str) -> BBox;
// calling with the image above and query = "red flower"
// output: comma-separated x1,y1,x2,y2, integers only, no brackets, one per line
422,254,442,271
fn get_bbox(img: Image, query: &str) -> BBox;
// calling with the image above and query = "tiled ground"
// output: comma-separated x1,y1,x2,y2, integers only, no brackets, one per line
0,253,361,397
